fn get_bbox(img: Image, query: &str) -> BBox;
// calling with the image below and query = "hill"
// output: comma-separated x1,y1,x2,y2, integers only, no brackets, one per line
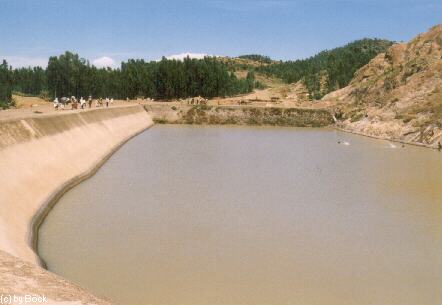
257,39,394,99
219,55,275,70
324,24,442,148
237,54,273,64
217,55,282,87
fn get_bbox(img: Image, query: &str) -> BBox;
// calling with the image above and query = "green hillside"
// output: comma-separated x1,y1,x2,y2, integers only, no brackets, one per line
257,38,394,99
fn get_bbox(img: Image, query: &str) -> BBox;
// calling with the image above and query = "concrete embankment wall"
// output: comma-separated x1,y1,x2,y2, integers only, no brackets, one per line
0,106,153,268
146,104,334,127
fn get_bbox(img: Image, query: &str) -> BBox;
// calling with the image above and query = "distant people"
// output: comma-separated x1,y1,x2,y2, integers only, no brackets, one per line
110,98,114,105
80,97,86,109
105,98,109,107
438,142,442,151
71,96,78,110
88,96,93,108
60,97,69,109
53,97,59,110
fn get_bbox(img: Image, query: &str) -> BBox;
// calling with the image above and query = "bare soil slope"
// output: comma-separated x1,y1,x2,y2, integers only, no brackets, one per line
323,24,442,147
12,95,48,108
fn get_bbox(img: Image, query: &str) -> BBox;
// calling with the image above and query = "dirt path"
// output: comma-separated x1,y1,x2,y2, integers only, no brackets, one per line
0,98,148,121
2,86,336,122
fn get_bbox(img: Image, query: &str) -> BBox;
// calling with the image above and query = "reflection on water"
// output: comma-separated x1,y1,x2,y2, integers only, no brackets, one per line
39,125,442,305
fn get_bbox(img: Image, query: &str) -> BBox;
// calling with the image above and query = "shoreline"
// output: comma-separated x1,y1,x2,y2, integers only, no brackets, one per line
31,121,438,266
5,106,438,267
0,105,153,304
29,124,153,268
30,121,438,269
334,126,440,150
4,106,153,263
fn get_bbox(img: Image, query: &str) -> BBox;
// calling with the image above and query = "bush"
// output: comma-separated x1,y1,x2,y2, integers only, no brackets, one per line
254,81,267,90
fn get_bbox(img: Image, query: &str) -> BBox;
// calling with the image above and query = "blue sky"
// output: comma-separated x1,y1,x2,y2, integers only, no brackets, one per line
0,0,441,67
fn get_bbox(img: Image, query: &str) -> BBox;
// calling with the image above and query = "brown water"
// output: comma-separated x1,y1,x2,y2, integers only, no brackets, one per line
38,125,442,305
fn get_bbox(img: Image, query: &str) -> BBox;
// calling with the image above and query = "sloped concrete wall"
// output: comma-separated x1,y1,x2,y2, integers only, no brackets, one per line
0,106,153,266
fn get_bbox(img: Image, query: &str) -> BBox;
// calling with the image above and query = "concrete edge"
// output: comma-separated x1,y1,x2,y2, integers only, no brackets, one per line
28,108,154,268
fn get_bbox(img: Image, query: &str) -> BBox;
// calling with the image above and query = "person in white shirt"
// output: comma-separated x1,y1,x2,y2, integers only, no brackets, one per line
53,97,59,110
80,97,86,109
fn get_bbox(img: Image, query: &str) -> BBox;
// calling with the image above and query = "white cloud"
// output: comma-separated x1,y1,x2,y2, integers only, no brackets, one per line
92,56,116,68
1,56,47,68
165,53,212,61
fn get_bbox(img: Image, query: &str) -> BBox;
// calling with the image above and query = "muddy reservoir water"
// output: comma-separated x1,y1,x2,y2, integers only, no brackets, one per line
39,125,442,305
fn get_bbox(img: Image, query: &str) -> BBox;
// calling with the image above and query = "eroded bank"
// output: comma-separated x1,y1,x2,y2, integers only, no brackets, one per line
145,104,335,127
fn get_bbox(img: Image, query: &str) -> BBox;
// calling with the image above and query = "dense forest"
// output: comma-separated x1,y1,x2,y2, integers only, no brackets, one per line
46,53,256,99
0,52,257,108
0,60,13,109
257,38,393,99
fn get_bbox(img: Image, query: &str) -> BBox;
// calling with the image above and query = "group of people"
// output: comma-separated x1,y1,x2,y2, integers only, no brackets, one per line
53,96,114,110
178,96,208,105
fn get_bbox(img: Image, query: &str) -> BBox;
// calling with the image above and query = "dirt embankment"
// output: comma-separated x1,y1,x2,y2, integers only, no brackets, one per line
12,95,49,108
146,104,334,127
0,105,153,304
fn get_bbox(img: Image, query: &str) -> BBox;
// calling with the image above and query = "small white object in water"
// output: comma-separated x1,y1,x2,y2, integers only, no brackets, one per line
388,143,397,148
343,141,350,146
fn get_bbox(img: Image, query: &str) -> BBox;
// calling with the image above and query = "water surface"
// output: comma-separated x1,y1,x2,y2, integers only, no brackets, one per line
39,125,442,305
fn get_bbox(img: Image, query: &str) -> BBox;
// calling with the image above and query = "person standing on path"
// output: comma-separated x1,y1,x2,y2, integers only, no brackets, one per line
53,97,59,110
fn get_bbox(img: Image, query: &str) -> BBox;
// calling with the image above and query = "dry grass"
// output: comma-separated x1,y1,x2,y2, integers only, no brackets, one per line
12,95,49,109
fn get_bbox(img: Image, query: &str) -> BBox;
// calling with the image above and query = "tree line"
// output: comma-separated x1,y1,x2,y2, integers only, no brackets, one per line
0,52,258,108
0,60,13,109
257,38,393,99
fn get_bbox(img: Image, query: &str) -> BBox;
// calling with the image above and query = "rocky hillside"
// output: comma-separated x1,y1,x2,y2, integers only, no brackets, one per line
324,23,442,148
